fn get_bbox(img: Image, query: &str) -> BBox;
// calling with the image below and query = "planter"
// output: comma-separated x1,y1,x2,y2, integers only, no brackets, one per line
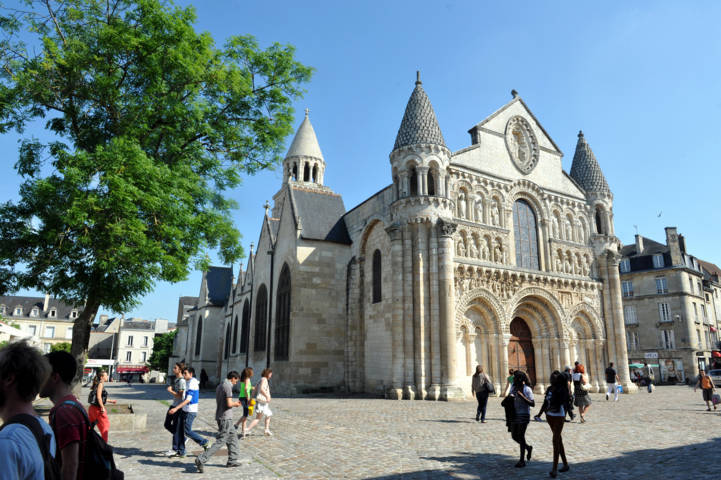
107,403,147,433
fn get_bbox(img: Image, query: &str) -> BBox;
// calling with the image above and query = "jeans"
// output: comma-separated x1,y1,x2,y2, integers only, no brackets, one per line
164,407,184,452
475,391,489,421
197,418,241,465
182,411,207,448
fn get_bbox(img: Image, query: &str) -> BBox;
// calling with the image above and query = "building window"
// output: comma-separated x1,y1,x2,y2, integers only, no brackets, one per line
619,258,630,273
372,249,382,304
697,282,702,295
701,304,707,323
661,329,675,350
232,315,239,354
44,326,55,338
43,343,51,353
626,330,639,350
224,322,231,359
240,300,250,354
622,281,634,297
658,303,671,323
49,309,56,318
14,307,22,316
0,305,5,315
143,336,148,347
194,317,203,356
513,199,540,270
65,328,73,339
409,167,418,196
274,264,291,361
126,351,132,362
652,254,664,268
693,303,699,323
28,325,37,336
254,285,268,351
127,335,134,346
705,330,711,348
427,170,436,196
655,276,668,294
30,308,39,317
624,305,638,325
70,310,78,319
141,352,147,363
697,330,702,348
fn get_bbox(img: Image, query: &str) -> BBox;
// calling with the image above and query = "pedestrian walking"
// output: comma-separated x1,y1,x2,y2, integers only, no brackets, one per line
194,371,246,473
246,368,273,436
561,366,575,421
471,365,493,423
169,367,208,456
694,370,717,411
41,351,88,480
507,370,534,468
88,370,117,442
503,368,515,396
643,361,654,393
163,362,186,457
544,371,570,478
0,341,58,480
234,367,254,437
572,364,591,423
605,362,620,401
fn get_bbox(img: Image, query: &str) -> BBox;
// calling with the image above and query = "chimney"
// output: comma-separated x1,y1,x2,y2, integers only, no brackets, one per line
43,293,50,312
635,235,644,255
99,314,109,323
678,234,686,254
665,227,682,266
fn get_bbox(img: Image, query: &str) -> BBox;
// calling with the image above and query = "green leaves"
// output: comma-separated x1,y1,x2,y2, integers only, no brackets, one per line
0,0,312,317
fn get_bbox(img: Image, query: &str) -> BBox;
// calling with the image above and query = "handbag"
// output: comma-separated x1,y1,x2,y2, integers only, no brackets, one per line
485,375,495,394
580,375,591,391
712,393,720,406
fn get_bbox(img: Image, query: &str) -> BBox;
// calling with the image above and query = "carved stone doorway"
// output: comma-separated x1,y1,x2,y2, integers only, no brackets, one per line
508,317,536,385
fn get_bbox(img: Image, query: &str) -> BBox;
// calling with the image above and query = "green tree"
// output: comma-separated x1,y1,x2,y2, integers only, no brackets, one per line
50,342,72,353
0,0,312,384
148,329,176,371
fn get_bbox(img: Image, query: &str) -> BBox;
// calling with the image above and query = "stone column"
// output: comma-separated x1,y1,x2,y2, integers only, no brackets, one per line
386,224,403,399
532,338,545,394
464,330,476,376
491,333,502,395
561,338,571,369
594,339,605,394
438,219,464,400
414,222,428,399
416,169,424,196
500,333,510,392
402,223,415,399
605,251,637,393
418,167,429,196
428,225,441,400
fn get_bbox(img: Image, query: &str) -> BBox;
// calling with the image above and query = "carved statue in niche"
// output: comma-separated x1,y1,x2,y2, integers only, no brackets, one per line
582,256,590,276
555,251,563,272
573,255,580,275
458,193,466,219
457,240,465,257
576,219,585,244
551,216,559,238
564,252,572,273
474,198,483,223
491,201,500,226
494,242,503,263
480,239,490,260
564,218,572,241
469,238,478,258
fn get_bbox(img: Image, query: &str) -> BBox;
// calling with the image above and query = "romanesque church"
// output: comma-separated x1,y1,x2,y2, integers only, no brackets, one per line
171,74,636,399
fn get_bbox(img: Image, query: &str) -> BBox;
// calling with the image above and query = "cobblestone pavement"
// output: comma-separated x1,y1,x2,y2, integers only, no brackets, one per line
100,383,719,479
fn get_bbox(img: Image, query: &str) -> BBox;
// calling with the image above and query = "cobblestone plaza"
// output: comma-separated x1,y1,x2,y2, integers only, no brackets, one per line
102,384,719,479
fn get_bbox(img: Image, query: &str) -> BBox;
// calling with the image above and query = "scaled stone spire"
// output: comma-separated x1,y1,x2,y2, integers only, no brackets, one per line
569,130,610,194
286,109,323,160
393,72,446,151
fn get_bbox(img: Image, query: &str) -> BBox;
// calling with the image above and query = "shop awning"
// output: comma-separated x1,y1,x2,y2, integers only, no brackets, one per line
710,326,717,332
712,351,721,358
116,366,149,373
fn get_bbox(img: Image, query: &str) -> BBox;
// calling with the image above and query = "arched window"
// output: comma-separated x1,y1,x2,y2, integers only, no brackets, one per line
427,170,436,196
409,167,418,196
274,264,291,361
254,285,268,351
303,163,310,182
232,314,239,353
292,163,297,181
312,165,318,183
224,322,231,359
595,207,604,234
513,199,540,270
240,300,250,354
194,316,203,356
372,249,382,303
393,176,400,200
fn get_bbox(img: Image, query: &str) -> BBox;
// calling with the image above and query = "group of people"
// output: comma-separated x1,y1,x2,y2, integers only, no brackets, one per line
162,362,274,472
472,361,622,477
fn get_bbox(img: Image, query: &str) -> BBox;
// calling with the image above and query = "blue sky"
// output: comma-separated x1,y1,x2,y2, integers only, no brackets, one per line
2,1,720,322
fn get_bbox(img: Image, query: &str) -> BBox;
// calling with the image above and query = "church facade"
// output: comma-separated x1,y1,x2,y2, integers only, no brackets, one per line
174,74,637,399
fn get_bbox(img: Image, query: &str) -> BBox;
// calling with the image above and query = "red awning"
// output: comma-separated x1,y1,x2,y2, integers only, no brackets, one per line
710,326,717,332
712,351,721,358
116,366,149,373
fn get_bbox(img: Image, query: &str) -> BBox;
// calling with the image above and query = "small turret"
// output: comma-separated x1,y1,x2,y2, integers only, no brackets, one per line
283,109,325,185
569,130,610,195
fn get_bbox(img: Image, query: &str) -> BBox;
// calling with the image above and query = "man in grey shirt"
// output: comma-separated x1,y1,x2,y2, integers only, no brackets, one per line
164,362,187,457
195,370,245,472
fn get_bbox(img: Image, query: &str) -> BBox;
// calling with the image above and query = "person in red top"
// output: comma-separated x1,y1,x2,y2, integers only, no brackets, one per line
40,351,88,480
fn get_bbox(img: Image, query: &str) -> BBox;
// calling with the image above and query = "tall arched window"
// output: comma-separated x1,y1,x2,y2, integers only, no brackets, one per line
595,207,605,234
312,165,318,183
274,264,291,361
409,167,418,196
224,322,231,359
254,285,268,351
427,170,436,196
240,300,250,354
513,199,540,270
303,163,310,182
194,316,203,356
232,314,239,353
292,163,298,181
372,249,382,303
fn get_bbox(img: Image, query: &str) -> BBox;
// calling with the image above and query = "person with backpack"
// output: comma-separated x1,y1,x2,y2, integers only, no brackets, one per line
471,365,494,423
0,340,59,480
168,367,209,456
163,362,186,457
40,351,87,479
88,370,117,442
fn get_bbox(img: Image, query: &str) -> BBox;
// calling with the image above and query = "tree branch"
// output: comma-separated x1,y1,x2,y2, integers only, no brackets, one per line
42,0,66,45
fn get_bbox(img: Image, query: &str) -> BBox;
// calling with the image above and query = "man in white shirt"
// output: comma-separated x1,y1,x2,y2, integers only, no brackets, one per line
0,341,57,480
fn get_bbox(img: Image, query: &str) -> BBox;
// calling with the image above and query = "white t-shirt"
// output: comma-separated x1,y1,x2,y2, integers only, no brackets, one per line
0,416,56,480
183,377,200,413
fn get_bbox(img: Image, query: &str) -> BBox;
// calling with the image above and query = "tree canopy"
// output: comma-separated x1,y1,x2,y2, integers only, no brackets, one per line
0,0,312,379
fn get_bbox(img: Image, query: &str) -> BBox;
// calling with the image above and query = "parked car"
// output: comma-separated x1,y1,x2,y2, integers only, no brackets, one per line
709,369,721,388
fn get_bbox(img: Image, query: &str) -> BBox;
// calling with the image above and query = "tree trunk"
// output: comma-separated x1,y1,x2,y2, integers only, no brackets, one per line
71,296,101,394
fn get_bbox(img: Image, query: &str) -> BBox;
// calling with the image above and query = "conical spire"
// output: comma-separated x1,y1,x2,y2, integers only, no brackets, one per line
569,130,609,194
286,109,323,160
393,72,446,151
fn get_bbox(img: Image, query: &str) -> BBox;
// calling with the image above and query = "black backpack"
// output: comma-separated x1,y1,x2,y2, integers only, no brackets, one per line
51,400,124,480
0,413,61,480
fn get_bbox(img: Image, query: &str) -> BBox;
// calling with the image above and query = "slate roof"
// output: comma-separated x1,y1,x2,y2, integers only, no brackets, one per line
0,295,82,320
569,131,610,194
289,186,351,244
206,266,233,306
699,259,721,281
393,75,446,151
286,112,324,160
620,236,668,257
121,319,154,330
